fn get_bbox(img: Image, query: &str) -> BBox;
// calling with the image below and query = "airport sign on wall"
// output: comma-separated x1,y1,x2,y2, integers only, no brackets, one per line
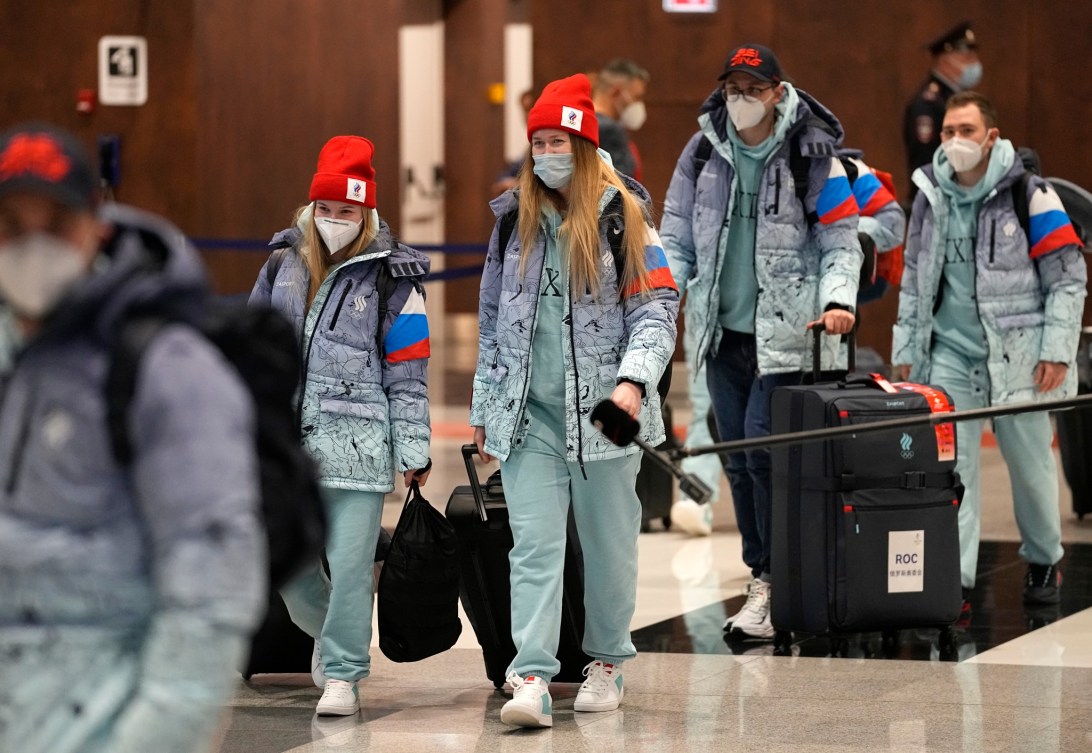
98,36,147,106
663,0,717,12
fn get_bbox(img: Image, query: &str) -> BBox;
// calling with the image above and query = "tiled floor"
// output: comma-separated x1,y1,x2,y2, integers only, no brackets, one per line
213,314,1092,752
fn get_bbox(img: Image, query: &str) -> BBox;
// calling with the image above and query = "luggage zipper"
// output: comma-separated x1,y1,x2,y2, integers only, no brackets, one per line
843,498,959,533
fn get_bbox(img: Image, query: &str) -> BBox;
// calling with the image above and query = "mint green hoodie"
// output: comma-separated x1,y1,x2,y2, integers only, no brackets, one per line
931,137,1016,360
718,84,799,333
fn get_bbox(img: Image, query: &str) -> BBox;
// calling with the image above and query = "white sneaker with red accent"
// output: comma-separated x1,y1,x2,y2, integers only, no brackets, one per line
501,674,553,728
574,661,624,712
316,679,359,716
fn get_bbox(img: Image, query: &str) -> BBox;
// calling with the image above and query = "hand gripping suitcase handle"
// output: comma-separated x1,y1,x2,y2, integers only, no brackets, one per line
810,321,857,379
461,443,490,524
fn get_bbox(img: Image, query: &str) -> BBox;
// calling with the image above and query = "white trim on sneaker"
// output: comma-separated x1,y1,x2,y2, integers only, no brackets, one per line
671,498,713,537
311,640,326,689
730,580,775,640
723,577,760,631
500,674,553,728
316,679,359,716
574,660,624,713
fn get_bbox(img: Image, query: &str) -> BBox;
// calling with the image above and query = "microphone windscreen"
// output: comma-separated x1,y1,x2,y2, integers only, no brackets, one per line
590,400,640,446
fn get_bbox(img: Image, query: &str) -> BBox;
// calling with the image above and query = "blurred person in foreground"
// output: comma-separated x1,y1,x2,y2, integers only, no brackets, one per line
0,123,265,753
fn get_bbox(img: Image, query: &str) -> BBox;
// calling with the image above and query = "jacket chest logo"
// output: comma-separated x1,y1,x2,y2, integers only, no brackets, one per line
1003,221,1017,238
41,409,74,451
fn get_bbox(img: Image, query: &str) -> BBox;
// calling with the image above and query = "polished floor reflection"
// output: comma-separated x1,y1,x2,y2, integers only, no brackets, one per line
211,315,1092,752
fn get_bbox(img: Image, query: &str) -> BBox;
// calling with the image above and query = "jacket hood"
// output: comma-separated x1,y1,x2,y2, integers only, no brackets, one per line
699,84,845,153
41,203,209,345
915,143,1025,198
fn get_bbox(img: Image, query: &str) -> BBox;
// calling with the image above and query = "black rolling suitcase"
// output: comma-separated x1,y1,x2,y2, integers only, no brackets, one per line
242,594,313,678
446,444,591,688
770,331,963,636
242,529,392,679
1056,327,1092,520
637,402,678,531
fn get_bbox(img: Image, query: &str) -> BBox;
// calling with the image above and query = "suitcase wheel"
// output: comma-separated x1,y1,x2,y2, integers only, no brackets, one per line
662,516,671,530
881,630,900,658
773,629,793,654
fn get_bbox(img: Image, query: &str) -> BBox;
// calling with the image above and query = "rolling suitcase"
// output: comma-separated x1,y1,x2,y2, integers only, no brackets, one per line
1056,327,1092,520
636,402,678,531
770,331,963,636
242,528,392,679
446,444,591,688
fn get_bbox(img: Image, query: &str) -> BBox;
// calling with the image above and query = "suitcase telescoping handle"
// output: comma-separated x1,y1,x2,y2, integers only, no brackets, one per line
810,321,856,380
461,443,491,524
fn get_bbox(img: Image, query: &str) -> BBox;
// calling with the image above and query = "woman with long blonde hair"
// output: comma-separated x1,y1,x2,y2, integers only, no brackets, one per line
250,135,432,718
470,74,679,729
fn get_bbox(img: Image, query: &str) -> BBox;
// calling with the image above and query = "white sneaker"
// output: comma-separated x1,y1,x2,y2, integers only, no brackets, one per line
574,661,624,712
316,679,359,716
723,577,760,631
500,674,552,728
311,640,326,689
730,580,775,640
671,498,713,536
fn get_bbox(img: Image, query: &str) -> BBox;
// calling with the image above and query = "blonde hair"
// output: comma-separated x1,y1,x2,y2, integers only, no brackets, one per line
516,136,651,298
295,203,378,308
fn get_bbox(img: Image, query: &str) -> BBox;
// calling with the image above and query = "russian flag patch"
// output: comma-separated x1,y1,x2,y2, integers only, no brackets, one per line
1027,184,1082,259
625,228,678,297
384,288,430,362
816,158,859,225
848,160,895,218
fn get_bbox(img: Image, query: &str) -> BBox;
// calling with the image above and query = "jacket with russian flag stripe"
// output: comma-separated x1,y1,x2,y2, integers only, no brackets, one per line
660,85,863,375
250,220,431,491
470,177,679,463
893,160,1086,404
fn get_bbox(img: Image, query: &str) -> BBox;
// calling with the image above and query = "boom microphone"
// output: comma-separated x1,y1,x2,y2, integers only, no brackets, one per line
591,400,713,505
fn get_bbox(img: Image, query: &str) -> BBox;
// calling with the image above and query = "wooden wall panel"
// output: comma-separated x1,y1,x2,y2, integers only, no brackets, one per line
194,0,405,294
531,0,1092,359
0,2,198,226
441,0,508,312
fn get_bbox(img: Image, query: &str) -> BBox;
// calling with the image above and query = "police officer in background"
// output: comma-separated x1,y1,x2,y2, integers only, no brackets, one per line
902,21,981,195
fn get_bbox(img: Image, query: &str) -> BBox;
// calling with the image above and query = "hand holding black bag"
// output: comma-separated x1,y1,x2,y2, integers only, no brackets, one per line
377,479,462,662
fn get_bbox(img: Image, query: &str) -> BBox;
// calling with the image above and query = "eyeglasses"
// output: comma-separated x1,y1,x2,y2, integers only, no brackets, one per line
723,85,773,103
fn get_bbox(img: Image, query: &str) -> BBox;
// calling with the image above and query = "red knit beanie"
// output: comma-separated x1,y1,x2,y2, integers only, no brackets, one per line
309,135,377,209
526,74,599,148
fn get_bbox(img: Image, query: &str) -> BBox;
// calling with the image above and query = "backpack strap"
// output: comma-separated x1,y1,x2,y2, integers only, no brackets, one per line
497,208,519,257
1012,171,1033,242
691,135,714,185
106,317,169,466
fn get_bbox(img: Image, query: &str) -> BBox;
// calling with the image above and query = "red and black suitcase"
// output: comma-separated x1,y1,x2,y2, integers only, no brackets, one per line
446,444,590,687
770,334,963,636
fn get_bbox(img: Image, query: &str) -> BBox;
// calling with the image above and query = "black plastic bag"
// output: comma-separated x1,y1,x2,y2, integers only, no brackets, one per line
378,480,462,662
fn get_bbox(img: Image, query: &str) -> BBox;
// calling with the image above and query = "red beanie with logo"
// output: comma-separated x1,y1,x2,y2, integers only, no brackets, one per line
526,74,599,148
309,135,377,209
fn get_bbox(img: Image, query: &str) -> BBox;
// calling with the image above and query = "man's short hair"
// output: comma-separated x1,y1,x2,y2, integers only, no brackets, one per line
946,91,998,129
593,59,650,93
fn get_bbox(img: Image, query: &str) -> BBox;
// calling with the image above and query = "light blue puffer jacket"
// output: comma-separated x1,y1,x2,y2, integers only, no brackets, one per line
0,204,265,753
892,161,1087,403
469,179,680,464
660,86,863,374
249,220,431,491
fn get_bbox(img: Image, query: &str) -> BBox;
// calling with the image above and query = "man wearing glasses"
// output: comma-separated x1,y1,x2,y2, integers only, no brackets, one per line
660,44,863,641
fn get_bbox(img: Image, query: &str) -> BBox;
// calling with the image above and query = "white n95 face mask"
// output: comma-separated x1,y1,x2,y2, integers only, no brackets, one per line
619,100,647,131
532,153,574,190
0,233,87,319
725,96,769,131
315,216,363,255
941,134,989,173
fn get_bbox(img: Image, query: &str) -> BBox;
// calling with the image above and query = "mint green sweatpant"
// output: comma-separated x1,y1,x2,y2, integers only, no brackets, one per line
500,399,642,681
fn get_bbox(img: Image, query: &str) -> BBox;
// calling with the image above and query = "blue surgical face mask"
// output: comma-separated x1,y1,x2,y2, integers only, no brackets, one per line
532,153,574,190
959,61,983,89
